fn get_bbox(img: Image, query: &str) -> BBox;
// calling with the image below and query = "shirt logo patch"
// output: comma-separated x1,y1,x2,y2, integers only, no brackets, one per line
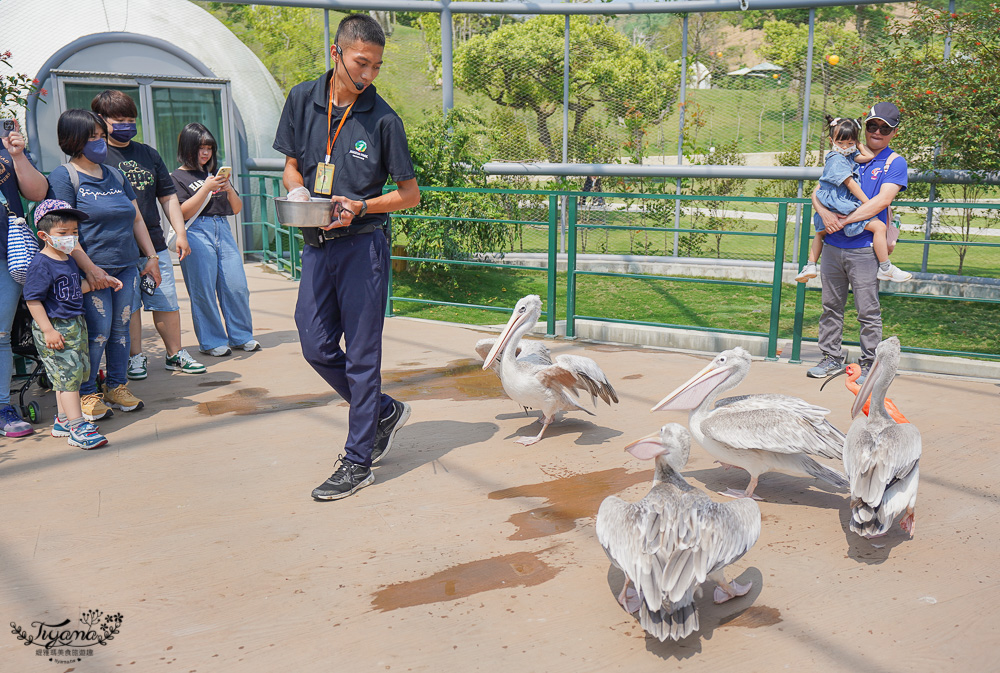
870,167,882,180
355,140,367,153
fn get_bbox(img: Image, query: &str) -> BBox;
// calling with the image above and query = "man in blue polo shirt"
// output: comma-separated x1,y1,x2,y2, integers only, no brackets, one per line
273,13,420,501
807,102,908,383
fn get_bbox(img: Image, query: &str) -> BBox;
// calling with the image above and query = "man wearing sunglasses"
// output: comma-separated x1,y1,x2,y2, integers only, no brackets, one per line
807,102,907,384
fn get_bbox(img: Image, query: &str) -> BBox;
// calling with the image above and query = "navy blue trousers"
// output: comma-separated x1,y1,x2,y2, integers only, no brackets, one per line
294,229,395,467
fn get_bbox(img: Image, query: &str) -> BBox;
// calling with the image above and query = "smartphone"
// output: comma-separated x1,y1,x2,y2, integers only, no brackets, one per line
216,166,232,181
0,119,14,139
140,274,156,296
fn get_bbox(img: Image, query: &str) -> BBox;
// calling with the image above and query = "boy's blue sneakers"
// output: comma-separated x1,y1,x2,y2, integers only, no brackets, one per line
51,417,71,437
67,421,108,450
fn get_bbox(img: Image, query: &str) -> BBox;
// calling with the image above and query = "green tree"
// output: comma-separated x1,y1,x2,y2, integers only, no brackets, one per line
400,108,514,270
455,16,679,162
202,3,328,94
863,4,1000,274
758,19,863,149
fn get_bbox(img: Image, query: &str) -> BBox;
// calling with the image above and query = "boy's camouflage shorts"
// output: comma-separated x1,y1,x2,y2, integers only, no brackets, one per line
32,316,91,392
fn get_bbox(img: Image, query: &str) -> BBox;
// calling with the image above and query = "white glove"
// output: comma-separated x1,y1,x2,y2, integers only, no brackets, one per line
286,186,311,202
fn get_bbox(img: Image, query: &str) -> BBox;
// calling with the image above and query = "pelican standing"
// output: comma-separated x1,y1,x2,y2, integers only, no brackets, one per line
844,337,920,537
480,295,618,445
597,423,761,641
652,347,848,499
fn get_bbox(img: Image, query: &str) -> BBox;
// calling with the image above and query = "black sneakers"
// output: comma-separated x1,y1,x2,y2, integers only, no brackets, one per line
311,457,374,501
371,400,411,465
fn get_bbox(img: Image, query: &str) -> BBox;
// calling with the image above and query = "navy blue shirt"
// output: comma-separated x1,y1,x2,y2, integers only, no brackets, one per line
273,74,415,233
106,141,175,252
22,253,85,320
46,164,140,268
0,145,36,258
825,146,908,250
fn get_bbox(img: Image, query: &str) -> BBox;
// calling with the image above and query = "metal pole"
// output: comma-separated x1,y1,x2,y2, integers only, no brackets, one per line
562,15,570,165
324,9,331,71
561,14,570,255
922,0,954,273
441,0,454,115
673,13,688,258
793,8,816,265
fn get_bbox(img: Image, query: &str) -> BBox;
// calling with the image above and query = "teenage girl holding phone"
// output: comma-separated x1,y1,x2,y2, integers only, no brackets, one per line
170,123,259,357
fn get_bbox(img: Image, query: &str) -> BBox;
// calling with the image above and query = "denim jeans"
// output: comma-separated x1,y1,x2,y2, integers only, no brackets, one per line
0,261,20,405
179,215,254,351
81,265,139,395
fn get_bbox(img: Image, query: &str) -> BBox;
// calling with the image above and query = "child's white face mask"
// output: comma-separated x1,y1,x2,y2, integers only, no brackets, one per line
47,234,78,254
831,143,857,157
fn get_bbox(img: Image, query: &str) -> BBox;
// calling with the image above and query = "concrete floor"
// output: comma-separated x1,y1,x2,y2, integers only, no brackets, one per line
2,263,999,672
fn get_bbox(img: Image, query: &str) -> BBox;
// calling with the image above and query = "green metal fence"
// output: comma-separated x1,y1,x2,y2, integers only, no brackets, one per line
241,173,1000,362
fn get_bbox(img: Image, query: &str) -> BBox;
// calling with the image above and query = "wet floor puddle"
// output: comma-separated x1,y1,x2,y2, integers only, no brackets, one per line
719,606,782,628
381,358,504,401
489,468,649,540
370,551,559,612
196,387,337,416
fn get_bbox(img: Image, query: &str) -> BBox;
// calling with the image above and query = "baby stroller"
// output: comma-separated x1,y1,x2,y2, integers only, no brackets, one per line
9,297,49,424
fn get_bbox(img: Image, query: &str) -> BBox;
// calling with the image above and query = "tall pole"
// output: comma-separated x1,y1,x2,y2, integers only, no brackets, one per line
672,13,688,258
441,0,454,115
561,14,570,254
324,9,331,71
922,0,954,272
793,8,816,265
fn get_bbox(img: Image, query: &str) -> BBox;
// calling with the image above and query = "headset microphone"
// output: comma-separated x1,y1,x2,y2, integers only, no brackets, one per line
335,44,365,91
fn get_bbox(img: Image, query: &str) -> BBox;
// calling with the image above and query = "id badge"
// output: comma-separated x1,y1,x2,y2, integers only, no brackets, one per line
314,162,335,195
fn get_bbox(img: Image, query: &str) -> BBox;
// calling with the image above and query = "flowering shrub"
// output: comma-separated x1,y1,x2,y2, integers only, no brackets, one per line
1,51,45,115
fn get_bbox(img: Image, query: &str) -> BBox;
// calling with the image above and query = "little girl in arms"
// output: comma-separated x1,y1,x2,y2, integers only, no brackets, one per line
795,115,911,283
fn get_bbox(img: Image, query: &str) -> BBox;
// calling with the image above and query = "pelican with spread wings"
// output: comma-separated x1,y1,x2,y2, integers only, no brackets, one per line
479,295,617,445
597,424,761,641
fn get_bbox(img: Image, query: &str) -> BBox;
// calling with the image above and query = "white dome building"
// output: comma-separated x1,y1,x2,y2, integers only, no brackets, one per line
4,0,285,178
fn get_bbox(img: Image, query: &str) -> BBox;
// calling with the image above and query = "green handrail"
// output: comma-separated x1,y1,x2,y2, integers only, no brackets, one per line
241,174,1000,363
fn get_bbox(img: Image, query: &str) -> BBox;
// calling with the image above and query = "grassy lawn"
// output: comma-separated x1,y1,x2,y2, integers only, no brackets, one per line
388,264,1000,357
393,202,1000,278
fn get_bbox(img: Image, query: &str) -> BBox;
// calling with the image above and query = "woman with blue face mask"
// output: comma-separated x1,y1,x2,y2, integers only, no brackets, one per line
46,109,162,422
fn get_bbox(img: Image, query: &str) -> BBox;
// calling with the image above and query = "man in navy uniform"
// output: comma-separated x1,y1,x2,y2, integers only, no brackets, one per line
273,13,420,500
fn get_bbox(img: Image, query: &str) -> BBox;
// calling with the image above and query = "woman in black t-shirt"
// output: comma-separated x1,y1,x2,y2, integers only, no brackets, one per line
170,123,258,357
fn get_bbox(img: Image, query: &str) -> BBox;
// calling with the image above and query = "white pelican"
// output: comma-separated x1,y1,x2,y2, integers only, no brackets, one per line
652,347,848,499
480,295,618,445
844,337,921,538
597,423,761,641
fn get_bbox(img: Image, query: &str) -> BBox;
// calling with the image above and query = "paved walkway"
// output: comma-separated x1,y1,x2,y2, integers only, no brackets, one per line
2,263,998,672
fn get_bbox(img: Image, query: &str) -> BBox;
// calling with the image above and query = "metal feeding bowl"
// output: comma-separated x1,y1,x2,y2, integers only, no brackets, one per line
273,196,334,228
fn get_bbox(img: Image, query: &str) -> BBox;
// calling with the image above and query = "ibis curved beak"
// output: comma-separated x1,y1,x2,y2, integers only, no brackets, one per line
819,366,848,391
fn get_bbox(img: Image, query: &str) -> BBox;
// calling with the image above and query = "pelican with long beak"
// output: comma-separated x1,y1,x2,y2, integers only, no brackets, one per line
597,424,761,642
652,347,848,499
821,363,909,423
843,337,921,538
480,294,618,445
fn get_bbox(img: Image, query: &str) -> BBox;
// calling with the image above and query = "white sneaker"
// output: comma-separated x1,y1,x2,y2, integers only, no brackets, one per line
127,353,148,380
794,263,818,283
237,340,261,352
876,264,912,282
200,346,232,357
